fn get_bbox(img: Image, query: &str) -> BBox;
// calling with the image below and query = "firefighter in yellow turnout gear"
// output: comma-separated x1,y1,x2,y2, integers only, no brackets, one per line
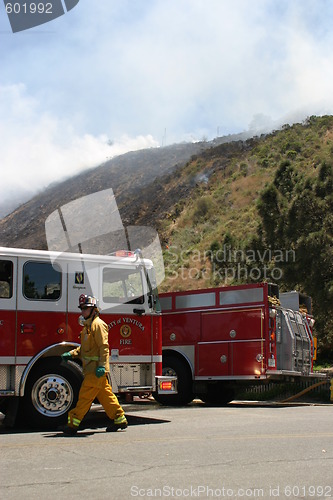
60,294,127,435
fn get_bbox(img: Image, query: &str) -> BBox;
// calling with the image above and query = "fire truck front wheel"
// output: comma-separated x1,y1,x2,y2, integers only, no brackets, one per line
155,356,193,406
22,358,82,429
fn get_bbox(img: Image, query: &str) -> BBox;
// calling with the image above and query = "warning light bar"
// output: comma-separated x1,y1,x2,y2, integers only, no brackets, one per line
113,250,135,257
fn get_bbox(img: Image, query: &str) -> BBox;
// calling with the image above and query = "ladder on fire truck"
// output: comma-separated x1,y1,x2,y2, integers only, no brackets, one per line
277,308,314,375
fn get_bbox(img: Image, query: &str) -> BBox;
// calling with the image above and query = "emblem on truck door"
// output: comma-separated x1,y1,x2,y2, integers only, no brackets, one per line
119,324,132,345
120,325,131,338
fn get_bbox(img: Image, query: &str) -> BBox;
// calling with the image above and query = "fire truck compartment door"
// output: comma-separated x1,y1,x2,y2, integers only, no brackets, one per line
230,340,264,376
201,308,264,342
197,308,264,377
197,342,229,376
197,340,264,377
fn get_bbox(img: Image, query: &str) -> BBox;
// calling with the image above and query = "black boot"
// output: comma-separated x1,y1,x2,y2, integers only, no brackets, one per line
106,415,128,432
57,425,78,436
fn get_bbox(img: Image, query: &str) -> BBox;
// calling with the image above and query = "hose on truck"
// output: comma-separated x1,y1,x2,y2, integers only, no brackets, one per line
282,378,331,403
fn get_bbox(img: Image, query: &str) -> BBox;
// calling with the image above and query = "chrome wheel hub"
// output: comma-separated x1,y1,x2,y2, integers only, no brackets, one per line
31,374,74,417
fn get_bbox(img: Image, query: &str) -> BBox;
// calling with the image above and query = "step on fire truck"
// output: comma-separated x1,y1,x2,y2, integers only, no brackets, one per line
0,246,176,428
156,282,322,405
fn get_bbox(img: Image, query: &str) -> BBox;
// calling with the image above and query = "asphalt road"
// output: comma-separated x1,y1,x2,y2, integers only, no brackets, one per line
1,400,333,500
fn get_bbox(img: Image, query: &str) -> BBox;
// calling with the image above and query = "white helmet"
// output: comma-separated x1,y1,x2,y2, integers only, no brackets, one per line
78,294,97,309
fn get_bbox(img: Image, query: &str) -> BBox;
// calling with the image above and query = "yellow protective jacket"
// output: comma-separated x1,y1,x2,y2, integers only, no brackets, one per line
70,313,110,375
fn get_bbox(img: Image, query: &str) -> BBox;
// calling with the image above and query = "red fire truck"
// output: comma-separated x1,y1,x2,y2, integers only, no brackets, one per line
0,246,176,428
156,282,321,405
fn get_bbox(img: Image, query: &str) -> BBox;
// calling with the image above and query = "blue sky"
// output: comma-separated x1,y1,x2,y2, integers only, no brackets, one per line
1,0,333,214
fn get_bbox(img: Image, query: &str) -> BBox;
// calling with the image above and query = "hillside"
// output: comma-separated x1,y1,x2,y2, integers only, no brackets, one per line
0,142,202,249
1,116,333,357
0,132,249,250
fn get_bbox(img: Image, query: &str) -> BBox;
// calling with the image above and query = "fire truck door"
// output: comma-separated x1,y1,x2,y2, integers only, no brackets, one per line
16,259,67,358
0,257,16,366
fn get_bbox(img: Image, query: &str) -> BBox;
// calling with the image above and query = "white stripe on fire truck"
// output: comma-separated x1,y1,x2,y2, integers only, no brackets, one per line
110,355,162,363
16,357,33,364
0,356,16,364
0,355,162,364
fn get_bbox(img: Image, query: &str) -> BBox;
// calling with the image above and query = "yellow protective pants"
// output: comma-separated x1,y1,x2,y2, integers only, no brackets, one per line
68,373,125,429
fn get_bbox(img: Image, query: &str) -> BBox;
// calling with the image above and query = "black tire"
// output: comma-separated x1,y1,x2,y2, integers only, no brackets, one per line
23,358,82,429
154,356,193,406
200,383,235,406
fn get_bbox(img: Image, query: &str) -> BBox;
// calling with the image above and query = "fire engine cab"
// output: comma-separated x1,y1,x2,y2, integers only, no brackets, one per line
0,246,175,428
156,282,321,405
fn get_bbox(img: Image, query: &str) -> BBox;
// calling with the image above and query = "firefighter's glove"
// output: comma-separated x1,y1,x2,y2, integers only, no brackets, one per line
96,366,105,378
61,352,72,362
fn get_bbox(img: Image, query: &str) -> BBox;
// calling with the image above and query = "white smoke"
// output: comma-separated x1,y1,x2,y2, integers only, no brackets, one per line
0,84,158,217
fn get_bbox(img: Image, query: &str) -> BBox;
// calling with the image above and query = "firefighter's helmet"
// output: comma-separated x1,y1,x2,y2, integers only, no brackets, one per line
78,294,97,309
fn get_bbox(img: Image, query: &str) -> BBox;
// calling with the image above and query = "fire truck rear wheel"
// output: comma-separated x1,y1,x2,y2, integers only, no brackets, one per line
22,358,82,429
155,356,193,406
200,383,235,406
